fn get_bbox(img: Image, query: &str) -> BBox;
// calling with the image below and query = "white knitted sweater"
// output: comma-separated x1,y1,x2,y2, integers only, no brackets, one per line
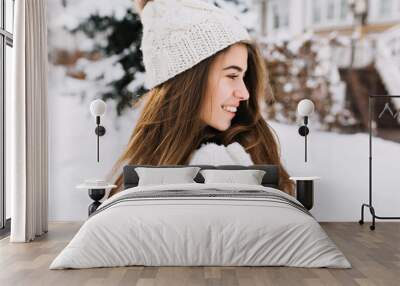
189,142,253,166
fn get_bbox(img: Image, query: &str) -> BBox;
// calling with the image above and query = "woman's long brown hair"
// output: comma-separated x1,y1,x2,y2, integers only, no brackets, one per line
108,41,294,197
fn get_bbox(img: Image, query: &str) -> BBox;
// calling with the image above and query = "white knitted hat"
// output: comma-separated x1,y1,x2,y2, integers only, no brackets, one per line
135,0,251,89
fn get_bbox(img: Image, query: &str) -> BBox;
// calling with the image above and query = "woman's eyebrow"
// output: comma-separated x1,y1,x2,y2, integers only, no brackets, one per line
223,65,245,72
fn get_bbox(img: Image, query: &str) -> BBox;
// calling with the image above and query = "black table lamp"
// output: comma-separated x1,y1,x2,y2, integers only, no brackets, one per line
297,99,315,162
89,99,106,162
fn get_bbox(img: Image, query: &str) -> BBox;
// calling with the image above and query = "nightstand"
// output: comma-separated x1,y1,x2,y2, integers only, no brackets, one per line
76,182,117,216
289,176,320,210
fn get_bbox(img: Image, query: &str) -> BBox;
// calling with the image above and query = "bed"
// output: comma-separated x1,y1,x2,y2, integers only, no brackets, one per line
50,165,351,269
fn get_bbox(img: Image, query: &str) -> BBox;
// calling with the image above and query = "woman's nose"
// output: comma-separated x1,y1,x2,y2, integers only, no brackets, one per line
233,86,250,101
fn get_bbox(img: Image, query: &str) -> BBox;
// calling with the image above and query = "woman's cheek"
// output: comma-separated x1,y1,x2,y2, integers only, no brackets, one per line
215,82,233,104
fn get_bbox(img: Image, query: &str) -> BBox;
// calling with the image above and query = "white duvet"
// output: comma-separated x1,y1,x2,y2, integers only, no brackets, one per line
50,183,351,269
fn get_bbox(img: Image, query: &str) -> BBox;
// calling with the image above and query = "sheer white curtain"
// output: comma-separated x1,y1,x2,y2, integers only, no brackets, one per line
8,0,49,242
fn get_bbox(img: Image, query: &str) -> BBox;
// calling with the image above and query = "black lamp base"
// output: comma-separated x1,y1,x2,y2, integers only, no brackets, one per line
88,189,105,216
296,180,314,210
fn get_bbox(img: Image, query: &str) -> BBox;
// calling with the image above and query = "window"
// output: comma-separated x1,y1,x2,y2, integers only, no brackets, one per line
311,0,351,26
379,0,393,17
271,0,289,29
1,0,14,234
272,3,280,29
327,0,336,20
339,0,348,20
5,0,13,33
312,0,322,24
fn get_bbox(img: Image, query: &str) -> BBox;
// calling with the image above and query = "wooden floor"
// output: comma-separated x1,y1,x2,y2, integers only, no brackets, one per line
0,222,399,286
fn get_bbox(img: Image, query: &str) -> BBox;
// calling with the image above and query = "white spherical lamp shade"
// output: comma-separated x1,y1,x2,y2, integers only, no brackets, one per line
90,99,106,117
297,99,315,117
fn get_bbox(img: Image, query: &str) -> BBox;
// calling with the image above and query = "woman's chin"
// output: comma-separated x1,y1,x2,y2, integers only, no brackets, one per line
210,121,231,131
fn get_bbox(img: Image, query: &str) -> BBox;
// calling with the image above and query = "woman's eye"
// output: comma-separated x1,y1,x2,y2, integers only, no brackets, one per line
228,75,238,79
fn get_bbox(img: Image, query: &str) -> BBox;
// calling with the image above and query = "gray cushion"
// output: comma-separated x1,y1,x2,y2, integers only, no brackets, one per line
123,164,279,190
135,166,201,186
200,169,266,185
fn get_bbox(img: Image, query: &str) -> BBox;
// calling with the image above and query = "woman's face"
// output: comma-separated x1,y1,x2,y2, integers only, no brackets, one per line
200,43,250,131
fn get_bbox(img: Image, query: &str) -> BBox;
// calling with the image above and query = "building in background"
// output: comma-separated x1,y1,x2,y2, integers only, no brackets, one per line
254,0,400,38
254,0,400,140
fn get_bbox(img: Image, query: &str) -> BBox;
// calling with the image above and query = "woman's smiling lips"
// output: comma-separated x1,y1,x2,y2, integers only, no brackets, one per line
221,104,239,117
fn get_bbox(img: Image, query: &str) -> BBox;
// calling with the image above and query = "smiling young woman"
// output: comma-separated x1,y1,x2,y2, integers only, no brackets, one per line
201,43,250,131
107,0,294,197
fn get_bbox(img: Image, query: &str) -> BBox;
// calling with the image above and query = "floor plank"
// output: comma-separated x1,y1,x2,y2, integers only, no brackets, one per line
0,222,399,286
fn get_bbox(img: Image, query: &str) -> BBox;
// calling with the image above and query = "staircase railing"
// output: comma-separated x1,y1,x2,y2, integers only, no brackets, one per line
375,24,400,109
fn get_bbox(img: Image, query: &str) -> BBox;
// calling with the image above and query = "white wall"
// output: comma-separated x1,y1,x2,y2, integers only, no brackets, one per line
48,71,144,221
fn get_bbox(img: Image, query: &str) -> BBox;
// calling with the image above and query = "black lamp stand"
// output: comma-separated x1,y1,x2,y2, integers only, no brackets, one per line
88,189,106,216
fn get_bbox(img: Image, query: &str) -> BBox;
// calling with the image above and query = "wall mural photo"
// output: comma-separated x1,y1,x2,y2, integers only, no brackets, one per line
47,0,400,221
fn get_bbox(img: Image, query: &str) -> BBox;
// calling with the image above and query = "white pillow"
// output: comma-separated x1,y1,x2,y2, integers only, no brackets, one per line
135,167,201,186
200,169,266,185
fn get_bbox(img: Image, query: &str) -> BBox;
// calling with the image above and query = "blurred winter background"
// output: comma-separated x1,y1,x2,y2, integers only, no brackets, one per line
47,0,400,221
